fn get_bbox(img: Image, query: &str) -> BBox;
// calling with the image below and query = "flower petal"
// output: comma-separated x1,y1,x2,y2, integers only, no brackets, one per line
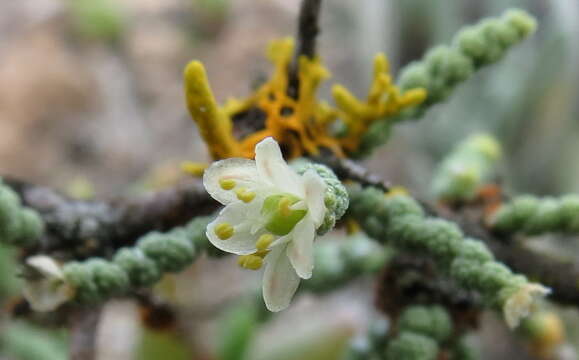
206,201,262,255
22,256,74,312
286,218,315,279
503,283,551,328
26,256,65,280
302,169,327,227
203,157,261,205
255,137,303,196
263,245,300,312
23,279,74,312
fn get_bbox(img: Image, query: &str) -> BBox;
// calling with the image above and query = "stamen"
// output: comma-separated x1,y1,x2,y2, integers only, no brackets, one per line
278,196,292,217
219,178,236,190
256,234,274,251
238,255,263,270
254,249,270,258
215,223,234,240
235,187,256,203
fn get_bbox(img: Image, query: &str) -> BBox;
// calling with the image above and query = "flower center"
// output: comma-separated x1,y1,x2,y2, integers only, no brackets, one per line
261,193,307,236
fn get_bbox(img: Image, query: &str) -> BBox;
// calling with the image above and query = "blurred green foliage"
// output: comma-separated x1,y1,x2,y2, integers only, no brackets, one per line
197,0,231,14
0,322,68,360
217,300,259,360
138,328,193,360
0,244,19,297
392,0,579,196
67,0,125,41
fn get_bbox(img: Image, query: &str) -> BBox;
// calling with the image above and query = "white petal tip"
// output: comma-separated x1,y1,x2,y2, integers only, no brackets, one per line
503,283,551,329
22,256,74,312
265,303,289,312
256,137,277,148
299,272,312,280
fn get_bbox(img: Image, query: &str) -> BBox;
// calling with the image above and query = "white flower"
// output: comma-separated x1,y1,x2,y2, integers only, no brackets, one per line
204,137,326,312
22,255,75,312
503,283,551,329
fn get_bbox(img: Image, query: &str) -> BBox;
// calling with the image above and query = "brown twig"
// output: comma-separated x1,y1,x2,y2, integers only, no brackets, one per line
4,177,217,258
69,305,103,360
294,0,322,61
376,255,482,334
288,0,323,98
311,153,391,192
438,202,579,306
4,155,579,307
439,204,579,306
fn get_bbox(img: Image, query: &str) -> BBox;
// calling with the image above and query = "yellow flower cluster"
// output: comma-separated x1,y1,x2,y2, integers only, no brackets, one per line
183,38,426,162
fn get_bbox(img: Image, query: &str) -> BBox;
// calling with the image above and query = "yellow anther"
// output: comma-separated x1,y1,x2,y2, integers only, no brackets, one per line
254,249,270,258
219,178,236,190
214,223,234,240
238,255,263,270
256,234,274,251
235,187,256,203
278,197,293,217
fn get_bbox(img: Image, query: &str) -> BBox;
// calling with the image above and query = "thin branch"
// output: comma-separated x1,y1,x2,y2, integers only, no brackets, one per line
294,0,323,60
440,205,579,306
311,153,391,192
288,0,323,98
376,255,482,332
5,157,579,307
69,305,103,360
4,177,216,257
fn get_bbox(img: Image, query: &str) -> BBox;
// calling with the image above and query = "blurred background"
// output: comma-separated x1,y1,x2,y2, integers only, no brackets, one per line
1,0,578,359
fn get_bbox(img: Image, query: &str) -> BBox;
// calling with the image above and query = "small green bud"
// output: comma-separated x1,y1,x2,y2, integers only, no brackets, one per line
503,9,537,38
432,134,501,202
86,259,129,297
398,62,430,91
476,262,515,295
479,20,507,62
419,219,463,266
17,209,44,246
63,262,100,303
399,305,452,342
387,215,424,247
494,21,519,48
524,199,561,235
0,187,20,222
451,337,480,360
383,195,425,220
455,27,487,60
458,238,494,263
385,332,438,360
560,195,579,232
113,248,162,287
138,232,195,273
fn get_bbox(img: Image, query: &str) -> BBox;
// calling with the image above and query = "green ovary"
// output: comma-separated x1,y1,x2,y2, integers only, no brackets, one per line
262,193,308,236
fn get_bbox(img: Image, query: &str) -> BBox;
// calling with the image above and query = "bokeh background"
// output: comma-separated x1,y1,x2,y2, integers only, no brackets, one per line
1,0,578,359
